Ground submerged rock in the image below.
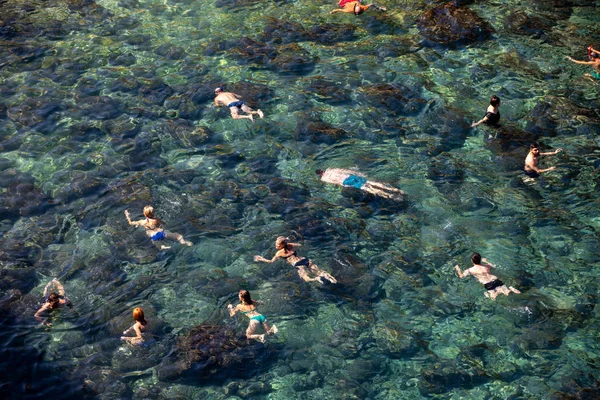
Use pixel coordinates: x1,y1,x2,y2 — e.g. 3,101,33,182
417,3,494,45
359,83,427,116
419,360,489,395
157,324,274,381
294,115,351,144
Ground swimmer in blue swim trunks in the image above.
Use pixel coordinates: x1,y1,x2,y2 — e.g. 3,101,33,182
214,86,264,122
228,290,278,343
316,168,405,200
524,144,562,178
566,47,600,81
125,205,192,250
455,252,521,300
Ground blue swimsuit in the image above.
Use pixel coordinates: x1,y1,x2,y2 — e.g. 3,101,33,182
343,175,367,189
151,231,166,241
228,100,244,108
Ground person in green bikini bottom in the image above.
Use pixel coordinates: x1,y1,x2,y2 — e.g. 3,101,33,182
228,290,278,343
566,45,600,80
316,168,405,200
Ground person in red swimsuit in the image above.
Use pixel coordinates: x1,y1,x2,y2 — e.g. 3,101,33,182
330,0,386,15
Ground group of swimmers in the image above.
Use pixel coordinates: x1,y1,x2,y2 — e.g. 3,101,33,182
37,4,597,343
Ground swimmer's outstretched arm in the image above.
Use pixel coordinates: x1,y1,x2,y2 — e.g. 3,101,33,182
454,265,471,279
471,116,488,127
34,304,51,325
254,252,282,263
124,210,143,227
566,56,595,65
591,47,600,56
227,304,242,317
481,258,496,268
540,148,562,156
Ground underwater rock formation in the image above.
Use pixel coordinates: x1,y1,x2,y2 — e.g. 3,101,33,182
417,2,494,45
157,324,275,381
359,83,427,116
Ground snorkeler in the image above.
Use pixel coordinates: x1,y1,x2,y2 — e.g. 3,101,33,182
34,278,73,327
455,253,521,301
124,206,192,250
121,307,149,345
228,290,278,343
316,168,405,200
330,0,386,15
566,45,600,80
254,236,337,284
524,144,562,177
471,95,501,127
214,85,264,122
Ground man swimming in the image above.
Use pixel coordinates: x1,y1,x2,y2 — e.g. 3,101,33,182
524,144,562,177
316,168,404,200
214,85,264,122
455,253,521,300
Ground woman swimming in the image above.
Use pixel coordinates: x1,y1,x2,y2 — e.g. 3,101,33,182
124,205,192,250
471,95,501,127
121,307,149,345
566,46,600,80
34,278,73,327
254,236,337,284
228,290,277,343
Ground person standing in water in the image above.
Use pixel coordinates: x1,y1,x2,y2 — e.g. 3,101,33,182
121,307,149,345
455,253,521,300
254,236,337,284
214,85,264,122
330,0,386,15
471,95,501,127
228,290,278,343
124,206,192,250
316,168,404,200
34,278,73,327
524,144,562,178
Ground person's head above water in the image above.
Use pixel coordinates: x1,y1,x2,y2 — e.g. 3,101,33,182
133,307,147,325
48,292,60,308
490,95,501,107
275,236,289,249
471,252,482,265
214,84,225,95
529,144,540,154
315,169,325,177
354,2,362,15
239,289,254,305
143,206,155,219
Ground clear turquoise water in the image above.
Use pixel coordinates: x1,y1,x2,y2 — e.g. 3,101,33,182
1,0,600,398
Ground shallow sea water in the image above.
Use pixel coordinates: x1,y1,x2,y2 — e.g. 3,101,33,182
1,0,600,398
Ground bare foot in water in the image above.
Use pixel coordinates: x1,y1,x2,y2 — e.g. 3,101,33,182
320,272,337,284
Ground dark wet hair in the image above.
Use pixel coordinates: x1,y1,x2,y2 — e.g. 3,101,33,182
490,95,500,107
239,290,255,306
530,144,539,151
315,169,325,177
471,252,482,265
48,293,60,308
